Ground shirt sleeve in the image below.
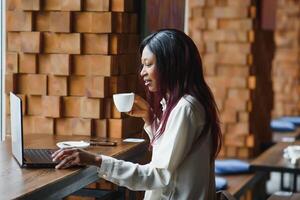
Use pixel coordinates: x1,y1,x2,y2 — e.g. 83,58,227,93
97,155,171,190
97,104,204,191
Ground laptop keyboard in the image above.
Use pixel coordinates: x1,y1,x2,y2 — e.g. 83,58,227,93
24,149,56,163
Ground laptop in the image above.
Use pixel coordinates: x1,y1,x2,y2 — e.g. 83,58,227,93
10,92,58,168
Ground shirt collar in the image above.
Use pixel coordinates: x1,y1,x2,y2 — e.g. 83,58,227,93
160,98,167,112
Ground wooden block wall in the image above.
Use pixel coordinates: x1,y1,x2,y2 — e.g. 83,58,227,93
5,0,144,138
189,0,256,159
272,0,300,117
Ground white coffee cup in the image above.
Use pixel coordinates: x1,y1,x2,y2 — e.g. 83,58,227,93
113,93,135,112
284,145,300,164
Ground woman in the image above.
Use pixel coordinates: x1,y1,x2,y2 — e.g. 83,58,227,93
52,29,222,200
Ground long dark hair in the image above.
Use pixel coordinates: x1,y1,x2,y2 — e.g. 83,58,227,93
139,29,222,160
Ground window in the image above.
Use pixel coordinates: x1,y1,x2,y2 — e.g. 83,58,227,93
1,1,4,141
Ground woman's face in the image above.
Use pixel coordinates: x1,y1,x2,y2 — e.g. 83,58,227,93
140,46,158,92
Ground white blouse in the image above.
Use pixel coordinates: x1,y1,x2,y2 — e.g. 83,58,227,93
97,95,216,200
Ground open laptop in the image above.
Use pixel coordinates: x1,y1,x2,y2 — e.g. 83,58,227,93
10,92,58,168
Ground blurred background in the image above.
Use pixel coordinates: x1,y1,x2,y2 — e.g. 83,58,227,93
2,0,300,199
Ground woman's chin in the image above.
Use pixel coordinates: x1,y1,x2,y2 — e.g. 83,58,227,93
147,87,157,93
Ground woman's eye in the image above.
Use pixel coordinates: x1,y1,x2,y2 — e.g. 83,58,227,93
140,63,153,68
141,64,152,68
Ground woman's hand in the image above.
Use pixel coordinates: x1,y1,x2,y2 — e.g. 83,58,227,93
51,148,102,169
126,95,151,125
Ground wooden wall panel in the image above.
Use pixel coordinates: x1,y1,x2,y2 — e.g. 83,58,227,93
188,0,300,158
5,0,142,139
272,0,300,117
189,0,256,158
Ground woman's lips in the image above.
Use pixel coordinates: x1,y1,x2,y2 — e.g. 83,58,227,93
144,80,151,86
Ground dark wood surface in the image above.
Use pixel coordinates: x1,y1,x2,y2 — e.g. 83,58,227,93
250,142,300,173
224,174,256,197
145,0,185,33
0,134,147,200
250,1,274,156
221,172,266,198
267,193,300,200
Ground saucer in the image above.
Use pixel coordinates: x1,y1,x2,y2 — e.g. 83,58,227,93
123,138,145,143
56,141,90,149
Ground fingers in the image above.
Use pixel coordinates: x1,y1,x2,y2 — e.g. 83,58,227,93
135,94,146,101
52,148,77,162
55,154,77,169
128,109,147,117
134,95,149,109
51,148,63,158
51,148,72,159
61,160,77,169
123,95,151,118
53,148,99,169
125,105,148,118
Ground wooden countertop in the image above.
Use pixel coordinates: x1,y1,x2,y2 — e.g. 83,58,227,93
0,134,147,200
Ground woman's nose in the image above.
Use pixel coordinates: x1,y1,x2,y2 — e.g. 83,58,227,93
140,66,146,77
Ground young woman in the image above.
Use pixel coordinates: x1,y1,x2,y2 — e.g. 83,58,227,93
52,29,222,200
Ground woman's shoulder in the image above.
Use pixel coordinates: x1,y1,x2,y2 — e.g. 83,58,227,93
174,95,205,118
177,94,203,108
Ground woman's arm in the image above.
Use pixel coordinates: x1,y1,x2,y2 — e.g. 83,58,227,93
98,156,172,190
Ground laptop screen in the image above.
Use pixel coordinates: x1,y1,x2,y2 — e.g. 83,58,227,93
10,92,24,166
